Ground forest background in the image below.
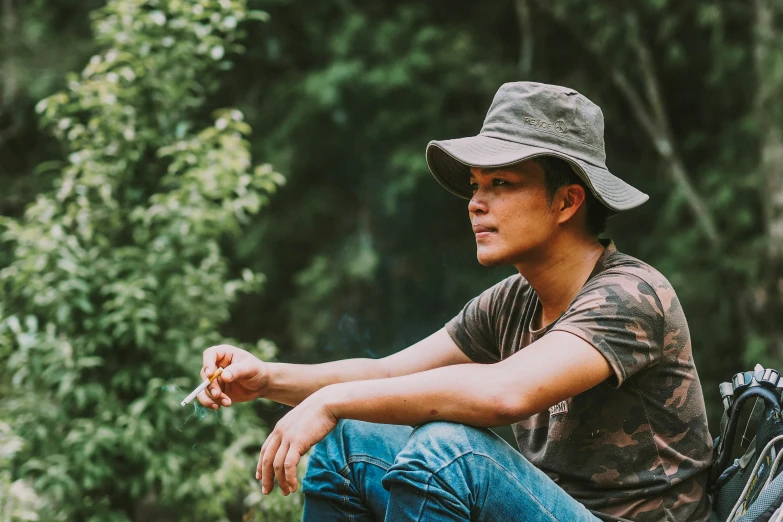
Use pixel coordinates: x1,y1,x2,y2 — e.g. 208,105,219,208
1,0,782,520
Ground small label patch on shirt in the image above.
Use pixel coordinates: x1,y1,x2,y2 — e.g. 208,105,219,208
549,400,569,417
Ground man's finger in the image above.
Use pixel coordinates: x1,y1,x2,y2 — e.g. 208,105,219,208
199,361,224,404
201,346,219,380
260,433,282,494
273,441,291,495
256,448,265,482
256,442,268,481
202,344,236,381
284,445,301,493
219,358,260,386
207,376,224,404
198,365,230,407
196,388,219,409
260,435,271,456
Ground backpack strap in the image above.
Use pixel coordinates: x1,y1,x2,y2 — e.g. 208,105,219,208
710,385,782,488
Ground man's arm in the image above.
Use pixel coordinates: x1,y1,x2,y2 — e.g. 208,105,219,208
264,328,472,406
322,331,612,427
201,328,472,408
255,330,612,495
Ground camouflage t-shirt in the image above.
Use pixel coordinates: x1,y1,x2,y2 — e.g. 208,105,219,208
445,240,713,522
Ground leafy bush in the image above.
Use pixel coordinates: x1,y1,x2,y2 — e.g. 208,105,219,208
0,0,300,520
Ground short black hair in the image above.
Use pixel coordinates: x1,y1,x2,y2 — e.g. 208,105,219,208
533,156,609,236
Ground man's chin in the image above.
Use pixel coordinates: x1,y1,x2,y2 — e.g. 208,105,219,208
476,252,507,267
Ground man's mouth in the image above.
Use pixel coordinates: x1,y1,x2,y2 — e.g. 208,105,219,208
472,224,496,239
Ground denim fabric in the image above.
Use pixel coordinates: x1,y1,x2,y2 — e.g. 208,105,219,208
302,420,601,522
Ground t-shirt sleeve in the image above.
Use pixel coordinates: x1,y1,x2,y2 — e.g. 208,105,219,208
445,281,507,364
550,272,665,387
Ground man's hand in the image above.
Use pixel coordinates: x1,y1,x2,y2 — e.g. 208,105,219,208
256,390,339,496
198,344,269,409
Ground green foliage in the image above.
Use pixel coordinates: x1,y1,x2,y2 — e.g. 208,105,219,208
0,0,298,520
2,0,783,515
0,421,51,521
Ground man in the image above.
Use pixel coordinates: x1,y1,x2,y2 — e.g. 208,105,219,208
197,82,713,521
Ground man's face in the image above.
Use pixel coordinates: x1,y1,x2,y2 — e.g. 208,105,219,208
468,161,558,266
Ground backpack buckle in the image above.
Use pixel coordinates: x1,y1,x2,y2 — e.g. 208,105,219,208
732,368,780,396
756,368,780,389
732,371,755,394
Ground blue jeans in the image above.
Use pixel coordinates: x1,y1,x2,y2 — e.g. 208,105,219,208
301,420,601,522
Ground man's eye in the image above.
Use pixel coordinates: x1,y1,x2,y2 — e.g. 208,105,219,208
493,179,508,186
470,183,479,191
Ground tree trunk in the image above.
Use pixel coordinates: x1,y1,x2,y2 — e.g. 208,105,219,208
1,0,18,108
753,0,783,360
515,0,533,75
0,0,20,149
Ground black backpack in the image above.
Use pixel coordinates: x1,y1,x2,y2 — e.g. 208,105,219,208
709,366,783,522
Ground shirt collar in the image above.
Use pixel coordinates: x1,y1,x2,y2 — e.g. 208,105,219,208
586,238,616,282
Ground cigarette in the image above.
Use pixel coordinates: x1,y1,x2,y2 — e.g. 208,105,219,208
181,368,224,407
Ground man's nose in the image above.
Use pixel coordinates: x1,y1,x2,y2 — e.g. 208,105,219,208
468,192,488,214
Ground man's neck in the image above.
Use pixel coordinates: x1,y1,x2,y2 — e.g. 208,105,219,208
515,237,606,330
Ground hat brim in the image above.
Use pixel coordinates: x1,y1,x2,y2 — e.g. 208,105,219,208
426,135,648,213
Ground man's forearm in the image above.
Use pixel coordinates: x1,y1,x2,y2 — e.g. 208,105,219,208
264,358,389,406
322,363,521,428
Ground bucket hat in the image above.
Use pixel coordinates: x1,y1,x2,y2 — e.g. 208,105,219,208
426,82,648,212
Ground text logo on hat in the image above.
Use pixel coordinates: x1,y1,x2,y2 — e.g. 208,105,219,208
522,116,567,133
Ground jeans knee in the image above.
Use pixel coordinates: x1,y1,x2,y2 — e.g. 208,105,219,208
411,421,468,441
407,421,491,454
388,422,476,475
382,422,478,502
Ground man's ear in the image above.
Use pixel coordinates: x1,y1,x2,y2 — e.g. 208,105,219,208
556,184,587,225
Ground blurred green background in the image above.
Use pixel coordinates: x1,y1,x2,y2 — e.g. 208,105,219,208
1,0,782,520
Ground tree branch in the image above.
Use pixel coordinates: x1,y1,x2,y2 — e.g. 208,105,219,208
607,68,660,142
531,0,721,249
626,14,670,136
753,0,783,261
1,0,19,107
515,0,534,75
753,0,774,113
625,12,721,247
